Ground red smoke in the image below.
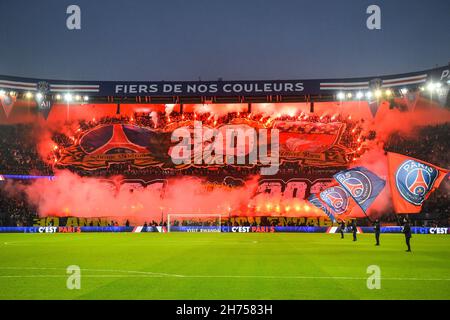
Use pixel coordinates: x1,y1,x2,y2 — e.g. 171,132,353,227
351,147,392,219
371,98,450,140
4,98,449,222
351,97,450,218
18,171,263,224
15,170,331,223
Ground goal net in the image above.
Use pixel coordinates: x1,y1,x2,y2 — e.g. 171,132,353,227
167,214,222,233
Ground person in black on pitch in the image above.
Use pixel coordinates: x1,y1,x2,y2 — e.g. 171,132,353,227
374,219,381,246
403,219,412,252
352,220,357,241
340,220,345,239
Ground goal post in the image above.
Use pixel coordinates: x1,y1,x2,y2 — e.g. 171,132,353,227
167,214,222,233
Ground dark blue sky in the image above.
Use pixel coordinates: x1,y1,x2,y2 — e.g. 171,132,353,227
0,0,449,81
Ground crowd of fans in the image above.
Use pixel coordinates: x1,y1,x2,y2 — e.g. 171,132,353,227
0,124,52,175
0,112,448,227
384,123,450,225
384,123,450,169
0,188,37,227
0,111,369,178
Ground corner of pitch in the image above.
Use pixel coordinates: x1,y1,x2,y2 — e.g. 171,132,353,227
169,121,279,175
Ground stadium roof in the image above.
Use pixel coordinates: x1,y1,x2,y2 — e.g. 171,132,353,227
0,65,448,104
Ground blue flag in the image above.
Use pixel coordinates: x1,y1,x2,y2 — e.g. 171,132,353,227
308,194,336,222
334,166,386,213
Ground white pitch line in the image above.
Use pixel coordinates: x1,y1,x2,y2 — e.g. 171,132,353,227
0,267,449,281
0,267,183,278
0,275,167,278
0,275,448,281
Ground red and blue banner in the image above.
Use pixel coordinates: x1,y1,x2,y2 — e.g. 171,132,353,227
387,152,449,213
1,226,449,234
334,166,386,213
317,182,356,218
58,120,349,170
308,194,336,222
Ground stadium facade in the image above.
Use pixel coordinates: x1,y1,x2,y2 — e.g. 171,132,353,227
0,65,448,102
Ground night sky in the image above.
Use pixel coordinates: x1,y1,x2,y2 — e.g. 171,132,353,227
0,0,449,81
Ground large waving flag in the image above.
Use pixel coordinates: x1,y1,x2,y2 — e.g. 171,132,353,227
308,193,336,222
317,182,357,218
334,166,386,213
387,152,449,213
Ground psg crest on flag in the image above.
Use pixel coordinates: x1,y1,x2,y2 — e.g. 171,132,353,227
335,170,372,204
308,194,336,222
334,167,386,213
395,160,439,205
319,186,349,215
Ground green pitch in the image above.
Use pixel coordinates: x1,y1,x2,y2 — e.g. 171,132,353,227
0,232,449,300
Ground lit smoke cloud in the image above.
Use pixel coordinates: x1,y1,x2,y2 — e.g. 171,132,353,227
5,97,449,221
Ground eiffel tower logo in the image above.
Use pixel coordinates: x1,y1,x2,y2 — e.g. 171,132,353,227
344,180,363,197
407,169,428,195
89,124,149,154
326,193,343,209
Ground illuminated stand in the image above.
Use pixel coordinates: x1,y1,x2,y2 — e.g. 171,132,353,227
167,214,222,233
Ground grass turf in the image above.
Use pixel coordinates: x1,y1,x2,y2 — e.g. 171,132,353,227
0,232,448,300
